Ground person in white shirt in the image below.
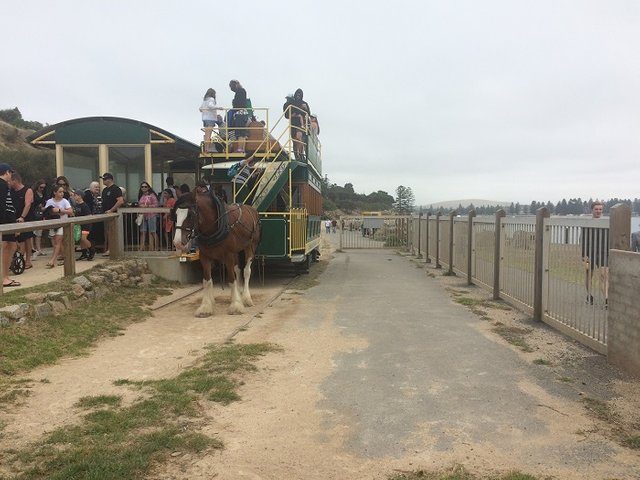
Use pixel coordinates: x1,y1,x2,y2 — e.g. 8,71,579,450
44,185,73,268
200,88,221,152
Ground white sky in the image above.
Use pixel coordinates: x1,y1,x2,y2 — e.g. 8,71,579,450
3,0,639,205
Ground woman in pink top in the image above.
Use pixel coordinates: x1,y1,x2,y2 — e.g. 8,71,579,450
137,182,159,251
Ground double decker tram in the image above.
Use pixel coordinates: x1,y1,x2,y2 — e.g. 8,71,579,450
200,104,322,271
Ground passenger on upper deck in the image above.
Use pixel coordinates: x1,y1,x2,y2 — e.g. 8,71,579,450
200,88,220,153
229,80,250,155
283,89,311,161
310,114,320,136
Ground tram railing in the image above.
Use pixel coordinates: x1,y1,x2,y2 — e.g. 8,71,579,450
407,205,632,354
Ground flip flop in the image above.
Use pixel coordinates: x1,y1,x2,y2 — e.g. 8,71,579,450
45,263,55,269
3,280,21,287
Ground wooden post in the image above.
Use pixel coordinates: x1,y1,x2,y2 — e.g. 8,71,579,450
467,209,476,285
62,225,76,277
106,214,124,260
425,212,431,263
448,211,456,275
435,211,442,269
533,207,550,321
609,203,631,251
493,209,506,300
0,235,4,295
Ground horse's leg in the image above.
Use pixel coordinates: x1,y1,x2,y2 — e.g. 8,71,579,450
226,254,244,315
240,248,254,307
196,258,215,317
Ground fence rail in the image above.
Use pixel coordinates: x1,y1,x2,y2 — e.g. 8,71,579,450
408,205,632,354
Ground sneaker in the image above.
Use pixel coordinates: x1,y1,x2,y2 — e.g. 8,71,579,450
102,251,110,257
87,247,96,261
76,250,88,261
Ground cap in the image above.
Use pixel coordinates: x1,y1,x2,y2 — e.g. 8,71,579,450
101,172,114,180
72,189,85,197
0,163,14,174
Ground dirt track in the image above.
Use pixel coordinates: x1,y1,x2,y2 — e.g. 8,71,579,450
1,233,639,479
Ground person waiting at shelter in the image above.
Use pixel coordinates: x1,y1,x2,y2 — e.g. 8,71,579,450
0,163,19,287
31,179,47,257
10,172,35,270
161,188,176,249
55,175,74,203
44,185,74,269
72,189,95,260
137,182,159,251
100,172,124,256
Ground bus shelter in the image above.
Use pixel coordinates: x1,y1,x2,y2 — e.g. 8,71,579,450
27,116,201,202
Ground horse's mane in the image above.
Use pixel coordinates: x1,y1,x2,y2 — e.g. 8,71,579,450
174,191,193,209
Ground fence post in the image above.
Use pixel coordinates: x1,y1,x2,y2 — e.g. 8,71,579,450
435,211,442,269
417,211,422,258
609,203,631,251
467,209,476,285
339,216,343,250
448,211,457,275
493,209,506,300
106,214,124,260
0,236,4,294
62,224,76,277
533,207,550,322
425,212,431,263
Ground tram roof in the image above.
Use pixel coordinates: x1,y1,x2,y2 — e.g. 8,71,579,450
26,116,200,155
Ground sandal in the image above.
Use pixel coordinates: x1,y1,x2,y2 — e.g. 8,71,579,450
3,280,21,287
45,263,55,269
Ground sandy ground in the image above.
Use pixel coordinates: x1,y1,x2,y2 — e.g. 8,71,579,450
1,233,639,479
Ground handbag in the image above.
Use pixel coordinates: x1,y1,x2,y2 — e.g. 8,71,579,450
136,213,144,226
73,224,82,243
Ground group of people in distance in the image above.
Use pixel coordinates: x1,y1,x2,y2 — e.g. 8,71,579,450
199,80,319,161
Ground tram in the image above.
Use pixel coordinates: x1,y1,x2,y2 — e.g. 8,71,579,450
199,104,323,271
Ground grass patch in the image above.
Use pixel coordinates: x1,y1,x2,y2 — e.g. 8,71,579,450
0,378,32,406
533,358,551,366
557,376,573,383
581,397,619,423
623,435,640,449
492,325,534,352
6,342,280,479
0,279,174,377
75,395,122,409
388,465,539,479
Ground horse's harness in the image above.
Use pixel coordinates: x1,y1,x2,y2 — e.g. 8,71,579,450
176,191,258,247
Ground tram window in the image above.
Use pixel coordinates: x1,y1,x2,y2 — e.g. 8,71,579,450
62,146,99,189
108,146,145,203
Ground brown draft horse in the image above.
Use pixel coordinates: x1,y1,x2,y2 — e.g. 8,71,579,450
172,190,261,317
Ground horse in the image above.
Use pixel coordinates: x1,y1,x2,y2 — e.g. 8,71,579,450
172,190,261,317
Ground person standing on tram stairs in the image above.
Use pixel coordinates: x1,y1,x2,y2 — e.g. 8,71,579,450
284,88,311,161
200,88,221,152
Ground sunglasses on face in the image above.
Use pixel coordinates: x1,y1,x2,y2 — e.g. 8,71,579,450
141,185,149,189
57,183,68,186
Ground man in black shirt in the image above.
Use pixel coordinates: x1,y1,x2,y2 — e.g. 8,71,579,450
229,79,249,154
100,172,124,256
0,163,19,287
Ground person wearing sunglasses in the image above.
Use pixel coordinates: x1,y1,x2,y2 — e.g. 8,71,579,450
137,182,159,251
54,175,73,202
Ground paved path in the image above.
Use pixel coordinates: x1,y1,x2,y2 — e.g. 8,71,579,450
273,234,638,478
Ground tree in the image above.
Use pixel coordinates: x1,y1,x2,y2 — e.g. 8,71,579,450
393,185,415,215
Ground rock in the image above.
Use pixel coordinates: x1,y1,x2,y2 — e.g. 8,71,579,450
87,275,105,285
73,275,93,290
46,291,65,301
34,303,53,320
48,301,66,315
95,286,110,299
72,284,86,297
0,315,11,326
24,292,46,302
61,296,72,309
85,290,96,300
0,304,30,320
118,273,128,281
140,273,156,286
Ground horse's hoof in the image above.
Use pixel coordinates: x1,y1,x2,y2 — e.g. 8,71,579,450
242,298,254,307
195,309,212,318
227,305,245,315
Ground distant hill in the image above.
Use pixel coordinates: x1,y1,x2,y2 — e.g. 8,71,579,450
425,199,511,209
0,120,39,152
0,120,55,183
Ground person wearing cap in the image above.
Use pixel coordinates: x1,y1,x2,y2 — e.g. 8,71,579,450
100,173,124,256
0,163,19,287
72,189,95,261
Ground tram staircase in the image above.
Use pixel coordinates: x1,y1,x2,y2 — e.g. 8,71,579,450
231,106,307,212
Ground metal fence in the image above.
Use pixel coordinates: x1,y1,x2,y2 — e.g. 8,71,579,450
339,216,411,249
119,207,174,255
408,206,631,354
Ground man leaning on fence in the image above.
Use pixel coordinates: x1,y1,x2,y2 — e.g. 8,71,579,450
0,163,19,287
